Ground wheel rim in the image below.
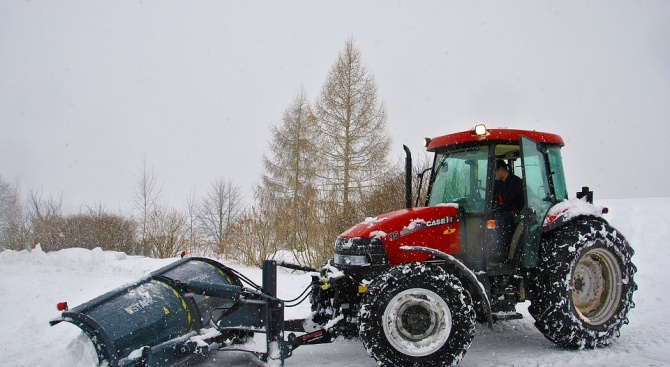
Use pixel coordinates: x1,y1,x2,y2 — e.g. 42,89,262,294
571,247,623,325
382,288,452,357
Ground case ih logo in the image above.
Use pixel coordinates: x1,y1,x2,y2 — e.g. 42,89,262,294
400,216,456,237
425,216,456,227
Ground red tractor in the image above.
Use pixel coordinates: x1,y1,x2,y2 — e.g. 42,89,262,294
51,125,637,367
308,124,637,366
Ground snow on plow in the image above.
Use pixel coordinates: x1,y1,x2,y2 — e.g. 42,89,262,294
49,257,300,367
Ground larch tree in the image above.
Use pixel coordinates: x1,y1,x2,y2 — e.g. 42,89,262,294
260,88,322,265
314,38,391,230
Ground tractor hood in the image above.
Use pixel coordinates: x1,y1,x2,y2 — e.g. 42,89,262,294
336,204,461,267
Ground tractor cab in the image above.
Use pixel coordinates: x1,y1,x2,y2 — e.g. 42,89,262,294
424,125,569,272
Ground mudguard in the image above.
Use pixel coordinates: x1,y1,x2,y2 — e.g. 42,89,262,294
543,198,607,232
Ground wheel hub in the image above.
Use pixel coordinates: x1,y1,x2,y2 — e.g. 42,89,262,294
571,247,623,325
398,304,434,340
383,288,452,357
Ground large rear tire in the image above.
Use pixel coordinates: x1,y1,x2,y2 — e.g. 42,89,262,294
528,218,637,349
359,263,476,367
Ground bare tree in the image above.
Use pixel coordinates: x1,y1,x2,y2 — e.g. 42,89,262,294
133,159,163,256
0,176,27,250
198,178,243,256
314,38,391,228
183,188,204,256
27,188,62,221
224,197,279,267
148,203,187,258
25,188,64,251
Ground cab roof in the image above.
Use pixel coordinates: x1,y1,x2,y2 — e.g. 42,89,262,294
426,126,565,152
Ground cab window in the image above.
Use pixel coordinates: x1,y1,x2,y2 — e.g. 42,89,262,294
547,146,568,201
427,146,488,213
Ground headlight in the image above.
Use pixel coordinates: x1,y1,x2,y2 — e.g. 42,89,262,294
334,254,370,266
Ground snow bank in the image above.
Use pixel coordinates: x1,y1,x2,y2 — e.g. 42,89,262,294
0,246,176,367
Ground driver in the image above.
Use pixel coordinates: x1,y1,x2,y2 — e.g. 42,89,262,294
492,160,524,262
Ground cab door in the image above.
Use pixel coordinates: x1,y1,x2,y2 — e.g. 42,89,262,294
519,136,554,267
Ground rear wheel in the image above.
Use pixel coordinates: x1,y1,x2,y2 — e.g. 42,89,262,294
528,218,637,349
359,263,476,367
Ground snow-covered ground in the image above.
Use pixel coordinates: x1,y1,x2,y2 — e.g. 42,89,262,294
1,197,668,367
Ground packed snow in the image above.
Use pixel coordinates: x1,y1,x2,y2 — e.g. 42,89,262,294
1,197,669,367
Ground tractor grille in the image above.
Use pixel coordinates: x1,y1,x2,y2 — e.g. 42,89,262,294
333,237,389,282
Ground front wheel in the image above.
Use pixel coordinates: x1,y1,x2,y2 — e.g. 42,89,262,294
529,218,637,349
359,263,476,367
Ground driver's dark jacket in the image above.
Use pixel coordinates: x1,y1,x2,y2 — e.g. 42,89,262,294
493,174,524,214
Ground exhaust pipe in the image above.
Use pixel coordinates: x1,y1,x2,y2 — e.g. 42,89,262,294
403,145,412,209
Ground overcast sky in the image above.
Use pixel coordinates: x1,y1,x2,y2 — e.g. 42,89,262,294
1,1,669,214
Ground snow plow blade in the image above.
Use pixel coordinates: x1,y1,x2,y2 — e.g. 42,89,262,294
49,257,251,367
